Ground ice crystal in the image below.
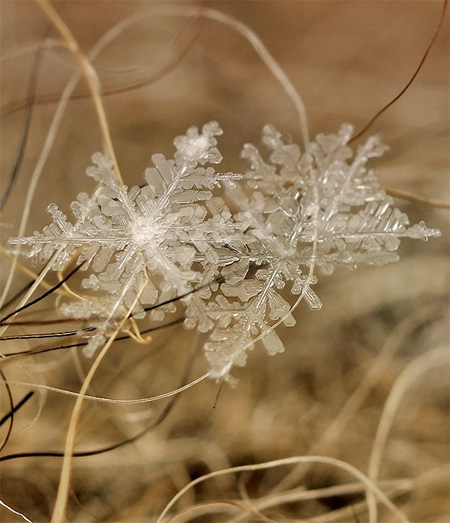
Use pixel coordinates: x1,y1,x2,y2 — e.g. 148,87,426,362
10,122,440,376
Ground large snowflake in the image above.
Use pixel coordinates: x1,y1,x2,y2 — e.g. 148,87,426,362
10,122,440,376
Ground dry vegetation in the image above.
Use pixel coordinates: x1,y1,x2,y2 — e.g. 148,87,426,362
0,1,448,522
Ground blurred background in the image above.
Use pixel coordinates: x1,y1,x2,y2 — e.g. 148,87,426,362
0,1,448,521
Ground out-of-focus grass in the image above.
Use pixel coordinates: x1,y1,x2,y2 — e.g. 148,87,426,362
0,2,448,522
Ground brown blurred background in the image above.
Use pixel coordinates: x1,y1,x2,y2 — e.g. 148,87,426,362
0,1,448,522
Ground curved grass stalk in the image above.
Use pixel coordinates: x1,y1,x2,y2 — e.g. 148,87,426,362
5,373,210,405
271,302,444,495
0,39,67,65
367,346,450,523
35,0,123,184
157,455,409,523
50,272,146,523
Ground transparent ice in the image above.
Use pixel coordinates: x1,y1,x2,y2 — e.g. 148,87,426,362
10,122,440,377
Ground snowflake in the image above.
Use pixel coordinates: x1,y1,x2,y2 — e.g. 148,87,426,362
10,122,440,376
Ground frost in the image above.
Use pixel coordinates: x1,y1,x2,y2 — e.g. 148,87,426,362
10,123,440,376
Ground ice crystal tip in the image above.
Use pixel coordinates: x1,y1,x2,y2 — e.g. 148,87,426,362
9,123,440,377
